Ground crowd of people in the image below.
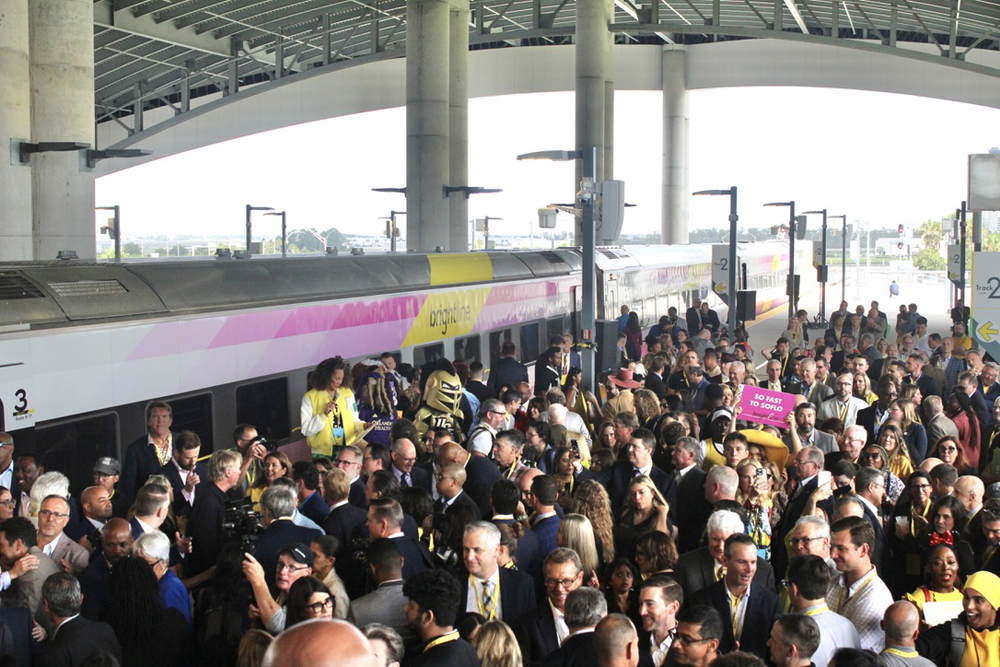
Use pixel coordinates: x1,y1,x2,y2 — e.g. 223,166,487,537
1,294,1000,667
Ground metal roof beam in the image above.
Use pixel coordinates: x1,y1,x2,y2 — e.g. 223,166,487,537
95,1,231,57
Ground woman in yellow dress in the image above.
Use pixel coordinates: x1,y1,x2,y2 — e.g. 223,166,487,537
301,356,360,457
904,543,964,628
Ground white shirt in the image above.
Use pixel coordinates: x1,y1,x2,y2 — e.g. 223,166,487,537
650,629,674,666
675,463,696,481
135,517,155,534
329,499,349,512
172,459,196,507
469,423,498,456
548,599,569,646
825,566,893,651
41,533,62,559
725,584,751,640
465,567,503,619
0,461,13,492
85,516,105,531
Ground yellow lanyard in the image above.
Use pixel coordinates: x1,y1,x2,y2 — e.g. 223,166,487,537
836,400,850,422
882,648,919,658
423,630,461,653
837,570,876,614
804,604,829,616
470,576,499,620
505,461,519,480
153,439,171,467
729,590,747,638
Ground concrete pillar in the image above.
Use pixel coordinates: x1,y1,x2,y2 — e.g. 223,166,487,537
0,0,33,260
448,0,470,252
575,0,608,244
406,0,451,252
603,1,614,182
661,46,689,245
29,0,96,260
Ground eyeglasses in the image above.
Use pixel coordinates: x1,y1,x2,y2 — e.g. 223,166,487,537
545,577,580,589
0,500,13,508
674,633,712,647
38,509,68,520
335,459,359,467
395,456,418,464
789,536,824,547
306,597,335,614
278,562,310,573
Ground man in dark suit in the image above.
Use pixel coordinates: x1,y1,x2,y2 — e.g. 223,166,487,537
771,447,834,580
608,429,677,523
534,347,562,399
434,462,482,530
903,353,941,400
529,475,562,559
80,518,132,621
390,438,432,493
253,484,323,588
488,341,529,398
333,446,367,508
466,362,493,404
438,442,500,512
120,400,177,505
367,498,433,582
856,376,900,444
291,461,330,526
490,480,541,587
830,334,857,375
853,466,887,568
40,571,122,665
675,509,776,602
513,548,585,664
321,468,368,562
644,357,668,400
187,449,242,577
542,587,608,667
459,522,535,622
685,297,704,334
159,430,208,518
673,437,711,555
635,575,682,666
690,534,780,658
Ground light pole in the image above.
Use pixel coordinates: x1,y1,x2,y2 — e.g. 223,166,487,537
264,211,287,258
804,209,828,324
378,211,405,252
245,205,274,255
96,205,120,261
694,187,738,337
518,148,597,392
828,214,847,305
764,201,797,321
475,216,502,250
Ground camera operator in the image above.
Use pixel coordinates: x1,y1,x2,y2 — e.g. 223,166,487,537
231,424,268,498
188,450,243,576
253,484,322,589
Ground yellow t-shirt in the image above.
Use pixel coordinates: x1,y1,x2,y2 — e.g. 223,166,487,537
903,586,963,617
304,387,360,457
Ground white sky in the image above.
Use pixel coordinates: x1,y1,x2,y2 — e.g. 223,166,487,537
95,86,1000,241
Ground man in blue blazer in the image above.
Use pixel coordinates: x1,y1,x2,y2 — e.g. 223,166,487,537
253,484,322,588
291,461,330,526
390,438,432,493
529,475,562,559
459,522,535,622
121,401,177,505
487,342,530,397
690,534,780,659
608,428,677,523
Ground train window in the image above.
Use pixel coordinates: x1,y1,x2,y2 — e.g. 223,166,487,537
547,318,564,344
237,377,290,444
455,335,481,363
414,343,445,368
520,322,541,362
17,412,119,498
167,393,215,453
489,329,513,361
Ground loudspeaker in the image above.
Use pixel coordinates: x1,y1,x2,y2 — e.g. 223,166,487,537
817,266,828,282
737,290,757,322
786,275,801,300
596,320,621,377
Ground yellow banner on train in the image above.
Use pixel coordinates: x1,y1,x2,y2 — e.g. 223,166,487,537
402,287,492,348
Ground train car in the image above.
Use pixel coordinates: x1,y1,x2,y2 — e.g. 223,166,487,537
0,240,811,491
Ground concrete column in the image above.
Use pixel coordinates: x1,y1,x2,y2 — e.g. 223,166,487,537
661,46,689,245
603,1,614,181
0,0,33,260
406,0,451,252
29,0,96,260
575,0,608,244
448,0,470,252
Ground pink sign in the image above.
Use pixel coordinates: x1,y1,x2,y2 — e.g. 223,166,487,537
737,385,796,428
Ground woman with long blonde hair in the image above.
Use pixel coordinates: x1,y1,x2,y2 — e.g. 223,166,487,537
888,398,928,461
573,481,616,563
557,514,602,583
735,458,773,559
854,372,877,405
877,422,915,480
472,620,522,667
614,475,669,561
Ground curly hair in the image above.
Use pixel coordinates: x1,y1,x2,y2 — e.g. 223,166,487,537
105,557,164,652
308,356,349,391
632,389,661,425
573,480,615,562
635,530,679,572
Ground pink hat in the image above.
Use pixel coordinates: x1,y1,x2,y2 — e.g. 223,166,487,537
609,369,642,389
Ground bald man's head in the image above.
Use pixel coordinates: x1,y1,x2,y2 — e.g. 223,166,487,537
594,614,640,667
919,457,944,474
883,601,920,645
263,619,375,667
435,442,466,468
955,476,986,512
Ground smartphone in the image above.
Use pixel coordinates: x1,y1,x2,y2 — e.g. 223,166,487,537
817,470,832,488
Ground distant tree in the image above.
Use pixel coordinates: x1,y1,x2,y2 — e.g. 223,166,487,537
322,228,347,249
122,242,142,257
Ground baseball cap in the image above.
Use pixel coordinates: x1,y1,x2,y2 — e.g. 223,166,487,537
280,543,315,568
93,457,121,476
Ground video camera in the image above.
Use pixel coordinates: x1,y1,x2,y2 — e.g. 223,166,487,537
223,497,264,549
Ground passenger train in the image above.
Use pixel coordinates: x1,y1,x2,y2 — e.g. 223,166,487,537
0,240,812,491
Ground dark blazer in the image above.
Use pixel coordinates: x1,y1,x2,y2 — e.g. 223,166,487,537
464,454,502,510
771,476,832,580
253,519,323,588
0,606,34,667
120,607,191,667
534,365,560,398
855,404,883,443
79,555,111,621
675,467,711,554
493,517,541,585
298,491,330,526
860,500,887,568
458,566,536,623
541,630,596,667
391,535,434,581
39,615,123,667
120,432,177,505
830,350,850,375
513,601,561,666
531,514,562,560
690,580,780,657
905,372,942,400
348,477,367,508
467,380,492,404
488,357,529,397
607,462,678,523
674,546,775,602
644,373,667,400
395,465,433,494
187,481,231,576
404,635,480,667
439,491,482,524
685,307,703,333
322,502,368,559
159,460,208,516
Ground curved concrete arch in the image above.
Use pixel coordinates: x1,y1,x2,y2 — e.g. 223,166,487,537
96,38,1000,177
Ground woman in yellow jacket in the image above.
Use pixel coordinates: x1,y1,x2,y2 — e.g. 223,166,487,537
301,356,360,457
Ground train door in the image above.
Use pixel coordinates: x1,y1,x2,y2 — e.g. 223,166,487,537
605,277,618,321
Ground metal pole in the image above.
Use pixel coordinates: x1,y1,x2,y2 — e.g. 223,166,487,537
581,147,597,393
961,201,968,325
484,218,490,250
820,209,827,324
281,212,287,258
788,202,796,321
842,217,846,304
245,204,252,253
728,187,738,338
113,206,121,262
